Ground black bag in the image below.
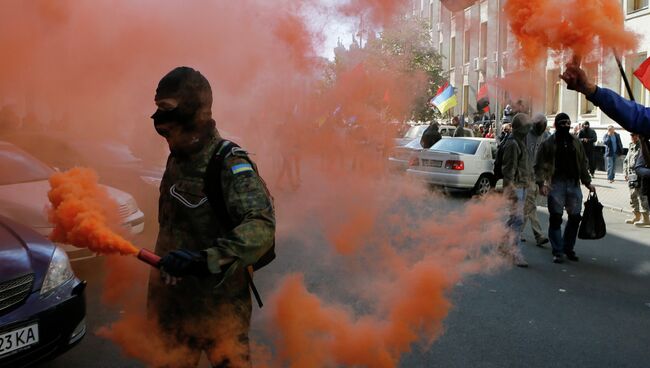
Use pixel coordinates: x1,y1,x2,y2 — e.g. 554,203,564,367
578,193,606,240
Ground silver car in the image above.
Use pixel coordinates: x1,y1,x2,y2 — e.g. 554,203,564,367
406,137,502,195
0,141,145,261
389,126,475,171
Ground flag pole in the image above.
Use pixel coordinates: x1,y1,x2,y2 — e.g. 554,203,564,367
613,49,635,102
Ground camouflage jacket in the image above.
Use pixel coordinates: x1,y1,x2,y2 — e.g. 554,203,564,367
152,134,275,303
624,141,641,177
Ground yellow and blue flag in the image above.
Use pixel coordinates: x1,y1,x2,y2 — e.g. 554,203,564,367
430,82,457,114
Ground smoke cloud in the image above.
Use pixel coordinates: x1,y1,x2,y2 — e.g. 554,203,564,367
3,0,519,367
48,168,138,255
504,0,639,67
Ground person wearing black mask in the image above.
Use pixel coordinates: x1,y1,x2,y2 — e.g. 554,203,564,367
535,113,596,264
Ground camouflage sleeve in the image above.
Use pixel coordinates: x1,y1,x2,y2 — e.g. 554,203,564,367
203,153,275,274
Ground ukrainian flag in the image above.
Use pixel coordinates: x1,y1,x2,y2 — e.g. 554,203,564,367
430,83,457,114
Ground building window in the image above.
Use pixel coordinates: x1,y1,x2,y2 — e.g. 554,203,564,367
463,85,470,114
450,36,456,68
430,3,435,25
628,0,649,13
626,53,648,102
463,30,471,64
480,22,488,59
580,63,598,115
545,69,561,115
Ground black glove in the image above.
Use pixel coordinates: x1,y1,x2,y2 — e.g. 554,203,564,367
159,249,210,278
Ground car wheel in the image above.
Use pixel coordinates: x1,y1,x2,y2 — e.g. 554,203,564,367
473,175,493,196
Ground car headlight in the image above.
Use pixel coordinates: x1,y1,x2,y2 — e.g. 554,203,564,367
41,247,74,296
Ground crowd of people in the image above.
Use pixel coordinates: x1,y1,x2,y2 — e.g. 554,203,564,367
497,61,650,267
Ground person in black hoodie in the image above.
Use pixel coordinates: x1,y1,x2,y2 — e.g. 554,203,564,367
420,122,442,149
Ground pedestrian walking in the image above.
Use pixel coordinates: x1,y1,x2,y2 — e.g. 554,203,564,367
624,133,650,227
501,113,532,267
535,113,596,264
522,113,550,247
578,121,598,175
148,67,276,368
603,125,624,182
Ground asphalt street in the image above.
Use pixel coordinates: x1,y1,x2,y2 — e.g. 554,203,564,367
46,199,650,368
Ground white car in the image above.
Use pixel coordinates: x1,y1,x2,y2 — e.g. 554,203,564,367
406,137,502,195
0,141,145,261
395,125,429,147
389,126,475,171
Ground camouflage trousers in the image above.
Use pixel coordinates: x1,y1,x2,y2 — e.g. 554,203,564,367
629,186,650,213
147,271,252,368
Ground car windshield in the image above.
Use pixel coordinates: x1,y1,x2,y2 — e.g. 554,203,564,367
403,125,428,139
404,139,423,149
0,143,54,185
430,139,481,155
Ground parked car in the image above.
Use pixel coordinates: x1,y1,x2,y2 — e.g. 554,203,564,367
394,125,429,147
439,125,474,137
389,126,476,171
389,138,423,172
394,124,474,148
0,141,145,261
406,137,502,195
0,215,86,367
1,132,165,191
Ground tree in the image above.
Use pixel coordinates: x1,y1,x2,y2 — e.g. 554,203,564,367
328,17,445,122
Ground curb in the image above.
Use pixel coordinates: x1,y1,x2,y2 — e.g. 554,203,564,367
602,203,632,214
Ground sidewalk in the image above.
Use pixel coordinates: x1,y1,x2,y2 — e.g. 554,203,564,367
581,171,633,214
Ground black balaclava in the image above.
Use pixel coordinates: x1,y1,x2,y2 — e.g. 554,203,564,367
554,112,571,138
511,113,531,140
151,66,213,129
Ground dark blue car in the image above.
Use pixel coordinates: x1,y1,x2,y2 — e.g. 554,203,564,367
0,215,86,367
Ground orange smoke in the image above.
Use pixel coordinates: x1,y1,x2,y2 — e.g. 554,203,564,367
504,0,639,66
2,1,515,367
270,268,450,368
48,167,138,255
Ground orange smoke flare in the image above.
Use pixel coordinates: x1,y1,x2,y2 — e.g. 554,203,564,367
47,167,139,256
504,0,639,67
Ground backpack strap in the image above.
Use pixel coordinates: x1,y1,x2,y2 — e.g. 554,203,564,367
204,139,267,308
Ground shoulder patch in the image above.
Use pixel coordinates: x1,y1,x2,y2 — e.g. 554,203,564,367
231,163,254,175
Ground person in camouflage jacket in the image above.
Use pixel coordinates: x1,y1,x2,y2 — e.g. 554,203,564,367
147,67,275,368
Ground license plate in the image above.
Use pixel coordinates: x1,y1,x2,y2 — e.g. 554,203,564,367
422,159,442,167
0,323,39,357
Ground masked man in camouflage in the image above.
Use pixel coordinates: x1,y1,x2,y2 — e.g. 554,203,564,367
147,66,275,368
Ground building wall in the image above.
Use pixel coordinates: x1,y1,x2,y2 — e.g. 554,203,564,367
411,0,650,145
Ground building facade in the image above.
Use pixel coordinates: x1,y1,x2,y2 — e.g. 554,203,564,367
411,0,650,143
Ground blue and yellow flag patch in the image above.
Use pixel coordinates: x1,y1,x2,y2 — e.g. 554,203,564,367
231,163,254,175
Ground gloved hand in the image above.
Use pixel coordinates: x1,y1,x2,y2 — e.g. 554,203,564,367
159,249,210,278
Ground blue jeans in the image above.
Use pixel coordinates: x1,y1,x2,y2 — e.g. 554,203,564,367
547,179,583,256
605,155,616,180
507,188,527,250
